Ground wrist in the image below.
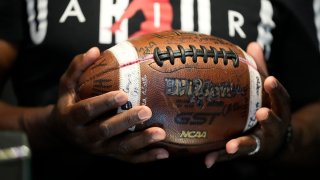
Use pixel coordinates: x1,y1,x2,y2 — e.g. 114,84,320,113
267,122,293,163
20,105,66,151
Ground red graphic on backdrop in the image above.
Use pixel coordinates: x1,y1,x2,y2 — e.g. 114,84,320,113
111,0,173,37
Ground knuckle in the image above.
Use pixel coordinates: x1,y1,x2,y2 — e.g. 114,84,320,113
125,106,147,126
100,122,113,139
59,74,70,88
73,60,83,72
125,115,139,128
141,129,155,144
101,96,116,110
82,103,93,118
70,55,82,70
72,103,92,121
59,74,74,90
118,141,131,154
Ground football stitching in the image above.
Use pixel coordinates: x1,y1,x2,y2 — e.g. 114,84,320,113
153,45,239,67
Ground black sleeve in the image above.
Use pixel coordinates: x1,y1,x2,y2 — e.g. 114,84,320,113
269,0,320,111
0,0,24,44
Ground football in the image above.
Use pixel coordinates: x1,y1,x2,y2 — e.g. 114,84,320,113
77,30,269,155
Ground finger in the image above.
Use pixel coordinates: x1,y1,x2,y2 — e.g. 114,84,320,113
127,148,169,163
60,47,100,94
86,106,152,140
263,76,291,122
246,42,268,76
91,127,168,163
71,90,128,125
227,135,263,156
108,127,166,155
204,151,219,168
255,107,289,158
256,107,282,131
205,149,234,166
205,135,259,168
204,142,238,168
118,127,166,154
221,136,257,159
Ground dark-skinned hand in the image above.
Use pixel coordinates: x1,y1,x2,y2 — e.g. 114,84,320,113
48,47,169,163
205,42,291,168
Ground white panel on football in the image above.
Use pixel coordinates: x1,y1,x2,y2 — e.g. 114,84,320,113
238,49,262,132
245,63,262,132
238,49,262,131
109,41,141,113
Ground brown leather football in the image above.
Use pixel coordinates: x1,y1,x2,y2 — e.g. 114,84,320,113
77,30,269,155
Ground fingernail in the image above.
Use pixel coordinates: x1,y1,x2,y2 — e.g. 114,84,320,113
227,140,239,154
83,48,91,57
205,152,218,168
114,92,127,104
229,145,239,154
271,79,278,89
156,152,169,159
261,109,269,120
84,47,97,57
206,158,216,168
138,108,152,120
151,131,166,142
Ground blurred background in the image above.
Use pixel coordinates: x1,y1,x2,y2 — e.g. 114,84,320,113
0,81,30,180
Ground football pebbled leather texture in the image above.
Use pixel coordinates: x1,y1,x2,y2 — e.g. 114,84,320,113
77,30,269,155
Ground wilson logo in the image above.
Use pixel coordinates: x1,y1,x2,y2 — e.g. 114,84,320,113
180,130,207,138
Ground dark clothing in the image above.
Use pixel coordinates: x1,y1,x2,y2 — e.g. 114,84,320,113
269,0,320,111
1,0,275,106
0,0,319,179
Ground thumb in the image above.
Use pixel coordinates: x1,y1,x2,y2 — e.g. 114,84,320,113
246,42,268,76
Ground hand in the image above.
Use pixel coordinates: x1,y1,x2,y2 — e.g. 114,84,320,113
48,47,169,163
204,42,291,168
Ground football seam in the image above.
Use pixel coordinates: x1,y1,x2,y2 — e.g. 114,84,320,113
154,45,239,67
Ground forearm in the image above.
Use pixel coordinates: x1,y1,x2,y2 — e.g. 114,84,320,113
0,101,63,151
